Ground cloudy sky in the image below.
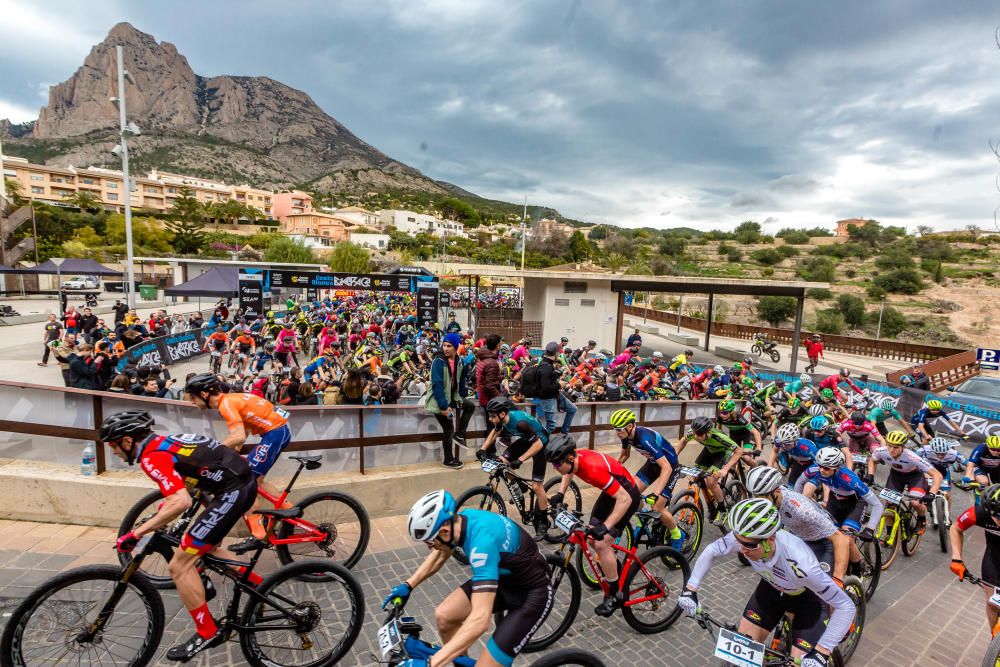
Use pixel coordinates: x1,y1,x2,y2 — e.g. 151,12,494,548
2,0,998,232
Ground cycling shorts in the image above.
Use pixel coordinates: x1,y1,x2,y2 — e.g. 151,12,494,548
695,448,727,472
590,483,640,539
805,539,834,574
974,468,1000,484
180,477,257,556
460,578,553,667
726,428,752,447
844,433,877,454
874,422,889,438
247,424,292,477
504,437,546,483
885,469,927,496
635,460,679,502
982,550,1000,589
826,494,865,532
744,580,828,654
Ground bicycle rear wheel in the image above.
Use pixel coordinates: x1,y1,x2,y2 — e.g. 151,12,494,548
620,546,689,634
856,537,882,601
838,576,866,663
454,486,507,565
276,491,370,571
498,553,580,653
530,649,607,667
240,560,364,667
0,565,164,667
670,501,703,559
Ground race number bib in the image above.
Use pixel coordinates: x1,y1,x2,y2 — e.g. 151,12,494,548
481,458,503,473
879,488,903,505
377,620,402,659
715,628,764,667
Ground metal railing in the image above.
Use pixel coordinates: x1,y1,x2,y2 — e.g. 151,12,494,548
0,379,718,476
886,351,981,392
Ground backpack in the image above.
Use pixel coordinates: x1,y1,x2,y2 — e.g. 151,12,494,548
520,362,541,398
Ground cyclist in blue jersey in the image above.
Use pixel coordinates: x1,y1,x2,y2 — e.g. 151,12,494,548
965,435,1000,488
802,415,850,465
911,398,969,444
476,396,551,538
785,373,812,398
610,409,685,550
385,490,552,667
302,347,336,382
706,367,732,398
795,448,883,538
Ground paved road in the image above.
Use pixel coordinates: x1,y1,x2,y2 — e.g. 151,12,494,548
0,482,992,667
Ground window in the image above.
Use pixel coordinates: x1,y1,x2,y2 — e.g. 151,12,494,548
107,193,119,201
554,298,570,306
564,281,588,293
167,187,177,194
106,182,118,189
581,299,596,307
81,178,96,185
30,175,43,181
31,186,44,194
51,177,66,184
407,216,416,222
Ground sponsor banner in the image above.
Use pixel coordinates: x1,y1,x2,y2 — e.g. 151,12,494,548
416,286,439,326
269,270,411,292
238,269,265,319
117,324,220,371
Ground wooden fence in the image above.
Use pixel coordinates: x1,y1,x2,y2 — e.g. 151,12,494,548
477,319,543,343
624,306,965,363
886,351,982,392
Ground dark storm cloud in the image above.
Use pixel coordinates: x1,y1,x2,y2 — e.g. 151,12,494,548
1,0,998,229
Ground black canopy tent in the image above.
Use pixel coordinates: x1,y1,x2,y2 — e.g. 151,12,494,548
164,267,238,298
2,258,123,276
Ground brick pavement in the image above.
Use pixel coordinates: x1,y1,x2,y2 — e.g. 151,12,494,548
0,495,993,666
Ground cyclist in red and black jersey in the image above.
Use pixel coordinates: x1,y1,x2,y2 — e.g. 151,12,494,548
545,433,640,617
950,483,1000,635
99,411,259,662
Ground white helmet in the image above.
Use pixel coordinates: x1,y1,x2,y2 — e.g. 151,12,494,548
880,398,895,410
407,490,456,542
815,447,845,469
746,466,784,496
808,404,826,416
799,373,812,384
652,351,664,360
929,437,952,455
727,498,781,540
713,365,725,375
774,423,800,445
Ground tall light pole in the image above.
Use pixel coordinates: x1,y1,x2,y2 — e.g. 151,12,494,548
875,295,886,341
520,195,527,271
114,46,139,308
0,133,6,200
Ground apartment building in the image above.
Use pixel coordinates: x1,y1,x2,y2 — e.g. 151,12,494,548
282,211,360,242
378,209,466,238
272,191,314,221
332,205,379,227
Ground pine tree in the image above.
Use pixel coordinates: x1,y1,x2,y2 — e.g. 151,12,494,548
164,186,206,254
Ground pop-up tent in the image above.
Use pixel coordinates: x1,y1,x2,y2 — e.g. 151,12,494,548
1,258,123,275
164,267,238,298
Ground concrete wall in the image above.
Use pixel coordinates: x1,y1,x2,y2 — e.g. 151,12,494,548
537,277,618,350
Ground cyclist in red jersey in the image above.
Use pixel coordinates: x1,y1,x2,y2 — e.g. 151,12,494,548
99,411,261,662
950,483,1000,636
544,434,640,617
818,368,863,402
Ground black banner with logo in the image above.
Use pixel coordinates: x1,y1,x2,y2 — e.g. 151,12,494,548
417,285,439,327
269,270,411,292
238,269,265,318
116,325,219,371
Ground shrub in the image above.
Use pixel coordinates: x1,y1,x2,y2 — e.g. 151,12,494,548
761,267,775,277
751,248,783,266
727,248,743,262
874,268,924,294
757,296,798,326
836,294,867,328
718,242,733,256
777,245,798,258
865,284,887,300
735,221,762,244
777,229,810,244
875,248,915,271
814,309,846,334
845,268,857,278
796,256,836,282
806,288,833,300
867,305,908,338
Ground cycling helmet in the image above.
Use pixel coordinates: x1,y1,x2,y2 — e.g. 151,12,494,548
609,409,637,429
99,410,154,443
774,423,800,444
885,430,909,446
809,415,828,430
543,433,577,463
820,388,835,399
719,400,736,413
839,368,850,377
731,362,743,372
185,373,222,396
900,375,913,385
850,410,866,425
404,345,415,353
929,437,952,454
988,435,1000,450
774,378,785,387
652,351,664,360
485,396,515,415
787,397,801,409
926,399,943,411
264,342,276,353
808,404,825,417
686,349,694,356
407,490,456,542
799,373,812,384
742,377,755,388
727,498,781,540
815,447,845,469
691,416,715,435
746,466,784,496
560,337,569,344
879,398,895,410
743,356,754,365
499,344,511,355
981,484,1000,518
713,365,725,375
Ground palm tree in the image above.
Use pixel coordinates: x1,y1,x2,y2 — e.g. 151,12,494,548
603,252,628,272
64,190,103,212
3,178,24,206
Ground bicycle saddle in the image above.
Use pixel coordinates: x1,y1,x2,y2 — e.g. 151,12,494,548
255,507,304,520
290,454,323,470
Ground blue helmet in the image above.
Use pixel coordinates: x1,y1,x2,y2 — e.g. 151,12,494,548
407,490,456,542
809,415,829,431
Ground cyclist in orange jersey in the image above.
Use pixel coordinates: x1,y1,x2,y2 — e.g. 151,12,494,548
184,373,292,551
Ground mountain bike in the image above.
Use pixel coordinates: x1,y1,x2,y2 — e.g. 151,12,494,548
117,454,370,587
208,348,223,374
456,457,582,545
848,527,882,602
671,465,747,534
929,475,953,553
376,603,605,667
873,484,927,570
960,572,1000,667
0,509,364,667
550,507,689,633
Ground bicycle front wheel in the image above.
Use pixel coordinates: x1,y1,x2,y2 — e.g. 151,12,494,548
530,649,608,667
936,498,949,553
878,512,901,571
276,491,370,571
454,486,507,566
577,529,632,590
838,576,866,663
240,560,364,667
117,489,190,589
901,510,922,557
0,565,164,667
670,501,703,559
498,553,581,653
856,537,881,601
620,546,690,634
980,626,1000,667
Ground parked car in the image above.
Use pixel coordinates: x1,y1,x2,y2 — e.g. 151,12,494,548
945,376,1000,411
61,275,100,290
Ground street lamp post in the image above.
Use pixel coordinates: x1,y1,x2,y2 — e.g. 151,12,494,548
520,196,527,271
875,296,886,341
114,46,138,309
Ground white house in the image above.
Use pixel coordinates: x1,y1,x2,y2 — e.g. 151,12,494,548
334,206,380,228
378,209,466,238
349,232,391,251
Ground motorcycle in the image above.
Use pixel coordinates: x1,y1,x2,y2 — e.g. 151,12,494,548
750,336,781,363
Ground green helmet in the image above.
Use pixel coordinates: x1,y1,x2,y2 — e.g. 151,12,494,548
731,362,743,372
741,377,755,388
719,400,736,413
787,397,801,409
820,388,835,399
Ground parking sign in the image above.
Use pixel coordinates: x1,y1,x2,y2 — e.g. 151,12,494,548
978,348,1000,370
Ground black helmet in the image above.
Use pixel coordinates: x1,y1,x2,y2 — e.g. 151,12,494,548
691,416,714,435
588,339,597,347
98,411,154,464
184,372,222,396
543,433,577,463
983,483,1000,518
850,410,866,425
486,396,515,415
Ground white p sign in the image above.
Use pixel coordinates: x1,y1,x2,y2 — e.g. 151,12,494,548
978,348,1000,370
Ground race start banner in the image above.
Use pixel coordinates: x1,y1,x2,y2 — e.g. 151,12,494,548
116,325,220,371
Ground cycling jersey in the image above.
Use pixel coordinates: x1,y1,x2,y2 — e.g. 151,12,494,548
955,505,1000,587
621,426,679,468
837,419,878,439
795,465,870,499
802,428,843,450
217,393,288,436
387,350,410,368
718,409,756,432
785,379,807,395
206,332,229,349
689,530,855,652
668,354,688,371
785,437,818,464
777,488,837,542
232,335,255,352
303,355,333,380
818,374,861,397
867,406,902,425
275,329,297,352
496,410,549,445
914,445,966,479
969,445,1000,471
137,433,252,495
689,428,742,456
773,407,806,426
869,446,931,475
910,407,946,428
575,449,635,496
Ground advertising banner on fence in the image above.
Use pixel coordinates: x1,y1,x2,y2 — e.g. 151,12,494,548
116,324,219,371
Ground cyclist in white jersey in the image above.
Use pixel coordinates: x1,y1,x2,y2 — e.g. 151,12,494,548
679,498,855,667
745,466,853,584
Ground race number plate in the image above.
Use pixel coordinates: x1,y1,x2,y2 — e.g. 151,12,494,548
679,466,703,478
990,588,1000,609
714,628,765,667
481,458,503,473
879,488,903,505
274,407,289,419
554,510,580,535
852,454,869,465
377,620,402,659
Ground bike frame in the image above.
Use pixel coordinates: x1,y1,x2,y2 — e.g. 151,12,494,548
483,467,537,523
249,460,329,548
561,526,667,606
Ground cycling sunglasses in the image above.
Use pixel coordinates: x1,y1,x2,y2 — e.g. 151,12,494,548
735,537,763,550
